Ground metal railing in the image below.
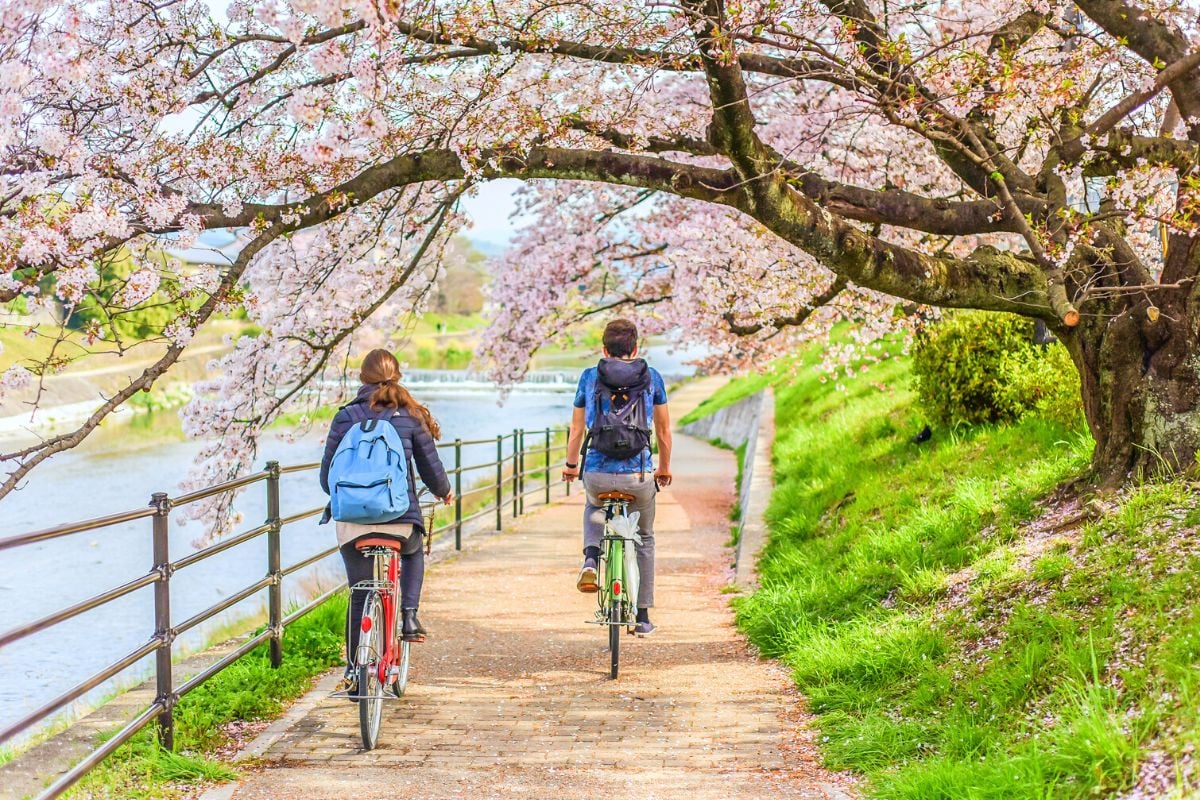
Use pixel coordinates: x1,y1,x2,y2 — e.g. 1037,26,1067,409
0,426,570,800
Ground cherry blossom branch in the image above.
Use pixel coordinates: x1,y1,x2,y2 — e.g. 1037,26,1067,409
1074,0,1200,125
687,0,777,190
1079,130,1199,174
575,118,1032,235
723,275,848,335
1088,48,1200,140
180,142,1065,326
0,226,283,497
257,187,465,423
386,17,854,88
572,294,674,320
988,10,1050,54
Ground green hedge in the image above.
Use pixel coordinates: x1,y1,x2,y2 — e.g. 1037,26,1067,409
911,312,1083,428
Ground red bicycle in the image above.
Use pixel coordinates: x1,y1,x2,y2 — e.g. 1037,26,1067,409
336,535,415,750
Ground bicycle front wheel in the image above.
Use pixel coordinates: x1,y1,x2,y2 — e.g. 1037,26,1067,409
392,640,411,697
357,593,385,750
609,599,620,679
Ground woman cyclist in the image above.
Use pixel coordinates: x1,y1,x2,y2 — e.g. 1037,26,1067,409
319,349,453,691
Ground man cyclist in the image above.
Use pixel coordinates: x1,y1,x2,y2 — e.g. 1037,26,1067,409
562,319,672,637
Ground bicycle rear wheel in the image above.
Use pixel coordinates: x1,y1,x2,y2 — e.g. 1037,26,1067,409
357,592,384,750
609,599,620,679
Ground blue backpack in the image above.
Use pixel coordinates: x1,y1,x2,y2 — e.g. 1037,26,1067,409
327,412,410,524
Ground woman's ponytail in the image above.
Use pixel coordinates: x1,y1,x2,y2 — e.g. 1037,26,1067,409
396,384,441,440
359,348,441,440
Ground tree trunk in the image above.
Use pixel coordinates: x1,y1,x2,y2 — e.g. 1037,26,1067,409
1066,304,1200,485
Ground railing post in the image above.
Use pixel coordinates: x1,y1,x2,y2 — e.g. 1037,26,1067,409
518,429,526,515
266,461,283,668
512,429,519,518
150,492,175,751
495,434,504,531
454,439,463,550
565,433,572,497
545,427,551,505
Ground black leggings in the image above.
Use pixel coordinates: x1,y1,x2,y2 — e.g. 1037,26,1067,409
340,535,424,659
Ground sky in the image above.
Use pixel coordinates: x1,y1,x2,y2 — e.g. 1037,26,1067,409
458,179,525,254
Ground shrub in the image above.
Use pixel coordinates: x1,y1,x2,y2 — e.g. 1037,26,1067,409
912,311,1083,428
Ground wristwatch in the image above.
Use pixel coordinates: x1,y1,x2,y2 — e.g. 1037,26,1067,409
565,462,579,469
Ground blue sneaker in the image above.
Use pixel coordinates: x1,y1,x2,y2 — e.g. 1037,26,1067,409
576,558,599,593
634,621,657,637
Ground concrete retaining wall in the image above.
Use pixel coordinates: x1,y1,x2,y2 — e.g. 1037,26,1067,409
680,390,774,587
680,391,764,450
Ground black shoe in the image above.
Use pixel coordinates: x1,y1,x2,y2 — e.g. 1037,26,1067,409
402,608,427,642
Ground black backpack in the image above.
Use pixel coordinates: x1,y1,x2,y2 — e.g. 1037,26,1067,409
581,358,653,472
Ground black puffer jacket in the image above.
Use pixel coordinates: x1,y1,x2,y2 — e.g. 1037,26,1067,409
319,384,451,530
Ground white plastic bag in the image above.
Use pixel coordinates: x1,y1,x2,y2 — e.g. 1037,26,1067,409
609,511,641,611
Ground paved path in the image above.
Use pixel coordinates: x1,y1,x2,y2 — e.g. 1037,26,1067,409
217,381,850,800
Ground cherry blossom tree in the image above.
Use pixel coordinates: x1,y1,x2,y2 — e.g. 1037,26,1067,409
3,0,1200,496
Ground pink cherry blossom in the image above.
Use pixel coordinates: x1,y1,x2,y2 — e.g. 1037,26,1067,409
2,0,1199,498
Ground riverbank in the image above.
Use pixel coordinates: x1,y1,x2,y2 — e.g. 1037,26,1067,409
0,313,488,442
0,340,706,781
722,343,1200,798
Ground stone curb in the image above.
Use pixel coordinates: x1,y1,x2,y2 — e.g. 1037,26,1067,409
735,389,774,589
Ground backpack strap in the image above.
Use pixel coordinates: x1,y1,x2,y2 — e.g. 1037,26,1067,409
579,430,591,477
578,377,609,477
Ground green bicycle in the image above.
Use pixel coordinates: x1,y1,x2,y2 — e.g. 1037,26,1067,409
589,490,642,679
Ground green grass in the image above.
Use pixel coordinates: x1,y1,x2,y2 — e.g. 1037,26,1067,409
66,595,347,799
731,342,1200,798
409,312,486,336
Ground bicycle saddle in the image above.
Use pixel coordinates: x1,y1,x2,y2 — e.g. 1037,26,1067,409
354,535,406,551
597,491,636,503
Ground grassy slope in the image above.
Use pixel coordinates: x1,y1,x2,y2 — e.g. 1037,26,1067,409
723,346,1200,798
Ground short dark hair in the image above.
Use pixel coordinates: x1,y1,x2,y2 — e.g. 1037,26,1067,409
603,319,639,358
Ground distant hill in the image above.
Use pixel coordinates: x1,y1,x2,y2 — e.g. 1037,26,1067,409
465,236,508,258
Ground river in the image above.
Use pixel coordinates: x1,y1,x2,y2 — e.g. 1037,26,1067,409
0,345,701,743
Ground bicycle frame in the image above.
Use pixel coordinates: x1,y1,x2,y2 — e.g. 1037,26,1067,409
599,534,625,616
334,546,405,702
371,550,400,684
596,499,636,626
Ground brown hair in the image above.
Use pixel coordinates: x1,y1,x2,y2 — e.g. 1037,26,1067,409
360,349,442,439
602,319,639,358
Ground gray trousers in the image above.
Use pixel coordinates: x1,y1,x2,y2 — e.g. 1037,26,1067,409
582,472,657,608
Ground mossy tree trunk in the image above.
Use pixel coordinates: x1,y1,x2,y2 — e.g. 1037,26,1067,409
1065,296,1200,485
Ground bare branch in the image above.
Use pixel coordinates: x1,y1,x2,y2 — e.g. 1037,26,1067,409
723,275,848,335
